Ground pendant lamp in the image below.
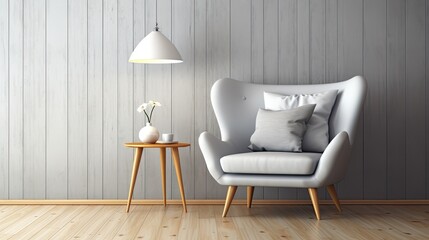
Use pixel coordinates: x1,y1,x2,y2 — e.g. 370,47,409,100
129,0,182,64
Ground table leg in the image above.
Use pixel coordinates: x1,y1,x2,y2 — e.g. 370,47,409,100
160,147,167,206
172,147,187,212
126,147,143,213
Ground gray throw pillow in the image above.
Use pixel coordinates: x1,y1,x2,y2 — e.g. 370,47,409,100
264,90,338,152
249,104,316,152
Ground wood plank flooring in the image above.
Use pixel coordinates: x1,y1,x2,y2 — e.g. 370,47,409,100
0,204,428,239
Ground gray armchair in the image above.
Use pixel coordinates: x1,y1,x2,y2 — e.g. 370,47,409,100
199,76,367,219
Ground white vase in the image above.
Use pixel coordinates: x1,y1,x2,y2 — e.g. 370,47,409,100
139,123,159,143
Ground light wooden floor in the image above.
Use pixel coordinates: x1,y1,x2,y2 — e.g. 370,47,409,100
0,204,428,239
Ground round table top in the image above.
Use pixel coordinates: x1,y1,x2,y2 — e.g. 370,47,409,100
124,142,190,148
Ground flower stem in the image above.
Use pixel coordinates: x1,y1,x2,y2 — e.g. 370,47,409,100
143,110,151,123
149,106,156,123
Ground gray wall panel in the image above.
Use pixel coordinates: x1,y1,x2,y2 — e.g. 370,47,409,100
23,0,46,199
132,0,146,200
68,0,88,199
9,0,24,199
117,0,134,199
279,0,297,86
363,0,387,199
172,0,195,200
0,0,9,199
427,0,429,200
46,0,68,199
325,0,338,84
102,0,118,199
405,0,426,199
310,0,325,85
194,0,208,199
251,0,264,85
88,0,104,200
387,0,406,200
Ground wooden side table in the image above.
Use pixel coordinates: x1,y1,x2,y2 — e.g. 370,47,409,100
124,142,191,213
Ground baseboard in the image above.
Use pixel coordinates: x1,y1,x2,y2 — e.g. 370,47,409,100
0,199,428,205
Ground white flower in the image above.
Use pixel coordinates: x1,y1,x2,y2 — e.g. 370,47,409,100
148,100,162,107
137,103,148,112
137,100,162,124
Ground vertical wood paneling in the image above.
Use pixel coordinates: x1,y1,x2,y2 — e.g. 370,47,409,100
194,0,208,199
387,0,406,199
427,0,429,200
103,0,118,199
263,0,278,85
145,0,173,199
337,0,364,80
231,0,251,82
279,0,297,85
406,0,426,199
172,0,195,199
117,0,134,199
363,0,387,200
310,0,325,84
88,0,103,199
251,0,263,85
23,0,46,199
133,0,146,199
2,0,429,201
325,0,338,83
297,0,310,84
278,0,298,200
9,0,24,199
206,0,230,199
46,0,68,199
337,0,364,200
68,0,88,199
0,0,9,199
231,0,251,199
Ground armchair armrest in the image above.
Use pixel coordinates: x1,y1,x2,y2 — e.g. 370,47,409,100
198,131,241,181
314,131,352,186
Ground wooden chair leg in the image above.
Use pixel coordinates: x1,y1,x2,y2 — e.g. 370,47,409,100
247,186,254,208
222,186,237,217
327,184,342,212
308,188,321,220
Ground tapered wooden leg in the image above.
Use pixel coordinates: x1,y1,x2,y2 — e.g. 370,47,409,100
160,148,167,207
172,147,187,212
126,147,143,213
327,184,342,212
247,186,254,208
308,188,321,220
222,186,238,217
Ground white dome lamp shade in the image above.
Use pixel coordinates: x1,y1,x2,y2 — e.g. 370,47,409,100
129,28,183,64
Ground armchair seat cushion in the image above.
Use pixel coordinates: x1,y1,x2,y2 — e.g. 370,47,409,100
220,152,321,175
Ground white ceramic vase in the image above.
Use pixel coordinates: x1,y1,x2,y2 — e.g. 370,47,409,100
139,123,159,143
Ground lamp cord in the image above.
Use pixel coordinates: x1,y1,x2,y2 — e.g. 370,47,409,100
155,0,159,31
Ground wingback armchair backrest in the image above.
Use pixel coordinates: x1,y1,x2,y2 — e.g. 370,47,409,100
211,76,367,153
